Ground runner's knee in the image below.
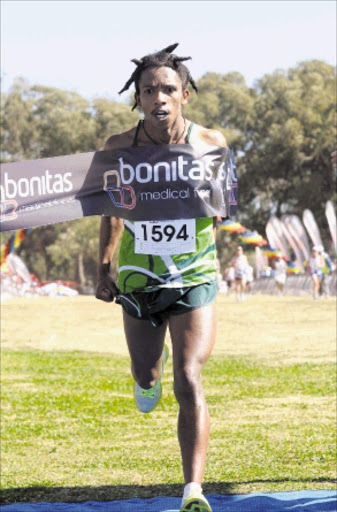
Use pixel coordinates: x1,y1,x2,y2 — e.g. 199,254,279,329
173,364,203,405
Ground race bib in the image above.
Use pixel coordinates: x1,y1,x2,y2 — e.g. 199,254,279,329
134,219,196,255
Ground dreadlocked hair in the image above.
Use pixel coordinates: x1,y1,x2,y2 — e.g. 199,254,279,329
119,43,198,110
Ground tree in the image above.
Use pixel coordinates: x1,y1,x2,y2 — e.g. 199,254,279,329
44,218,100,289
18,224,65,281
92,97,139,150
239,60,336,247
184,71,254,150
0,78,39,161
28,85,97,157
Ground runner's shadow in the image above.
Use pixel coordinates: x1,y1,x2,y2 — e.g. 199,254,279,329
0,483,231,505
1,478,336,505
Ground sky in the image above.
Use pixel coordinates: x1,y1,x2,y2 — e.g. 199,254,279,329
1,0,336,102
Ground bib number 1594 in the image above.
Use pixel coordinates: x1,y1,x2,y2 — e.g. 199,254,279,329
134,219,196,255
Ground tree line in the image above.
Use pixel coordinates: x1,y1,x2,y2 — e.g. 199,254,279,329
1,60,335,289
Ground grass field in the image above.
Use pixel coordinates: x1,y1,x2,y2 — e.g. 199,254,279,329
1,294,336,504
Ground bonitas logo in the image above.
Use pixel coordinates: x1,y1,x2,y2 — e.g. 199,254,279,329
0,170,73,201
117,156,224,184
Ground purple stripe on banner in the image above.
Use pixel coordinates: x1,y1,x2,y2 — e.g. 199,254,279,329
0,145,238,232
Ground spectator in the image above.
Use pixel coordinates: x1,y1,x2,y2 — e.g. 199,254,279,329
307,247,325,300
315,245,333,298
273,254,287,297
224,265,235,295
230,246,249,302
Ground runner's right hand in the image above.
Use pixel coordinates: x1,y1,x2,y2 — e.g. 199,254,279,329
95,274,119,303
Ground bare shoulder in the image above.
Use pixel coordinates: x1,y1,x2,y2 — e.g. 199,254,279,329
190,122,227,148
103,126,138,150
201,127,227,148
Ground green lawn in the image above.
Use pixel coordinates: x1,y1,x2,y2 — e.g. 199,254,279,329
1,347,336,504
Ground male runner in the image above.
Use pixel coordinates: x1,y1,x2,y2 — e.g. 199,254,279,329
96,44,226,512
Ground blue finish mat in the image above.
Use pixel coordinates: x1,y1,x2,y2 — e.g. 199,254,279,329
1,491,336,512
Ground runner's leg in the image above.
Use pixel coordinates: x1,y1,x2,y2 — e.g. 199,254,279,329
169,302,216,483
235,278,240,301
241,278,247,300
311,274,320,299
122,310,168,389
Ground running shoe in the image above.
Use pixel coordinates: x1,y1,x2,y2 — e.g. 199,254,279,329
180,493,212,512
134,344,168,413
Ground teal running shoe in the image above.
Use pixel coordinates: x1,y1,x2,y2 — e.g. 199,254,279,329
180,494,212,512
135,344,168,413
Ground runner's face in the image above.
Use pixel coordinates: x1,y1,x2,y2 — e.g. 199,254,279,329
136,66,189,126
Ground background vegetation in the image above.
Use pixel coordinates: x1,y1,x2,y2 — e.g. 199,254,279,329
1,60,336,288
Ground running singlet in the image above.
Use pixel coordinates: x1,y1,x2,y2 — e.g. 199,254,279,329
309,255,323,276
234,255,248,280
117,122,217,293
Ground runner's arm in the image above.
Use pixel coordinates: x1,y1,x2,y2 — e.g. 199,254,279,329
97,216,124,278
96,136,126,302
96,216,124,302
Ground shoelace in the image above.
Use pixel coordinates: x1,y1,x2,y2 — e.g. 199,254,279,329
140,381,159,398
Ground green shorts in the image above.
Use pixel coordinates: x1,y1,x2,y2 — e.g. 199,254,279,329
116,281,217,327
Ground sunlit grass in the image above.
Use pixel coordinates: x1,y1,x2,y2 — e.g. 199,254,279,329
1,349,335,503
1,295,336,504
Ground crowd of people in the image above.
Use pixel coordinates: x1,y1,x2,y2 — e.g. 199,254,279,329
2,244,334,303
217,244,335,301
